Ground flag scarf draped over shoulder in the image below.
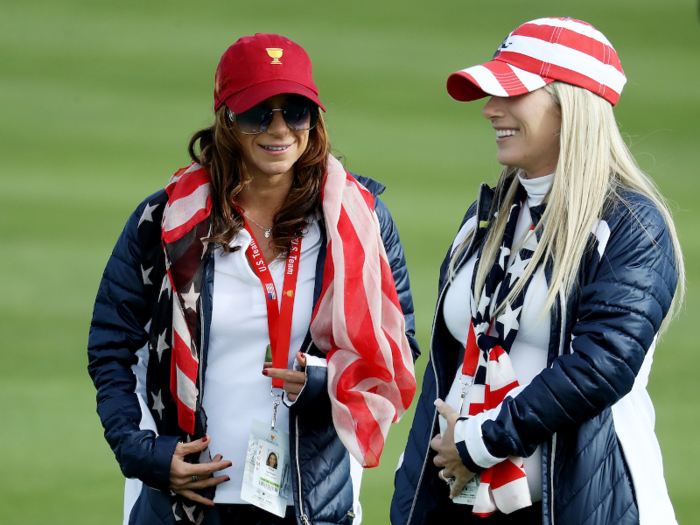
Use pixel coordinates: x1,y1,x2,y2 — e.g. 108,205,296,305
161,155,416,469
162,163,211,436
310,155,416,468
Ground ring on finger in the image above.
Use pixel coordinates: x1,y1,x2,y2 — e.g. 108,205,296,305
192,475,198,483
439,469,456,485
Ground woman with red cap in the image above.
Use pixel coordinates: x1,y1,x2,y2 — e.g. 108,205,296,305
88,33,418,525
392,17,683,525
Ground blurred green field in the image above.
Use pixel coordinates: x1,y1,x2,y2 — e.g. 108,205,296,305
1,0,699,523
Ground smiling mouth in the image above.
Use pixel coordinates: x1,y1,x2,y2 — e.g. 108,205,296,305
496,129,519,138
260,145,291,151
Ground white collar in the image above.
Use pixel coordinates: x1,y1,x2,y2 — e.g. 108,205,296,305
518,171,554,207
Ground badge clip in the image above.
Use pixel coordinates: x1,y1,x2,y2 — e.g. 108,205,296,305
270,389,282,430
457,374,474,414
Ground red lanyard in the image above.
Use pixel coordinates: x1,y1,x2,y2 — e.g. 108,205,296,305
243,224,302,389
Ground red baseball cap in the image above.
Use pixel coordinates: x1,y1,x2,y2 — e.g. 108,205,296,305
447,17,626,106
214,33,325,114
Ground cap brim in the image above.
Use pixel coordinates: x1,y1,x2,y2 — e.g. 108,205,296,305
223,80,326,114
447,60,554,101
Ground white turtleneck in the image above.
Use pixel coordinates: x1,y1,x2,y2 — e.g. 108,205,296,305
443,172,553,502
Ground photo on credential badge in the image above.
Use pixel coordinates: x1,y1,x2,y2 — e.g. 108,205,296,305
254,442,284,492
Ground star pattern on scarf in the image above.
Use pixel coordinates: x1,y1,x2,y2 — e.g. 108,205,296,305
156,329,169,361
138,202,160,227
159,274,172,301
498,301,523,339
181,282,200,311
498,246,511,269
151,389,165,419
142,265,153,286
507,252,531,281
183,503,197,522
477,290,491,317
172,503,182,521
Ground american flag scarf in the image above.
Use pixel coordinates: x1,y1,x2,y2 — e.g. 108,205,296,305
465,184,536,516
310,155,416,468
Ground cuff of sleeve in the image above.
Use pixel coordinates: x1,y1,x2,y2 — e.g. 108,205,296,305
454,414,502,473
284,355,328,410
146,434,180,492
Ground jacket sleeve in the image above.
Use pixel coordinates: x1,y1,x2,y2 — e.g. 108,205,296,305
454,197,679,472
375,195,421,362
87,197,179,491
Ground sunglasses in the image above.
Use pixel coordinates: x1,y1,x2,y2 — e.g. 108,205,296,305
227,99,319,135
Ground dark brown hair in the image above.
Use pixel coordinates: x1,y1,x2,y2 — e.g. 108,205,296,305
188,105,331,254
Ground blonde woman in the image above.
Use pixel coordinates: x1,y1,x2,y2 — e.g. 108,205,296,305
392,17,684,525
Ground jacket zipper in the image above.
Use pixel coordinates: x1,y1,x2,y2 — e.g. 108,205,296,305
407,196,484,525
294,339,316,525
295,415,311,525
549,286,567,525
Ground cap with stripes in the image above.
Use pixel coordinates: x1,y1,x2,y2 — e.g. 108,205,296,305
447,17,626,106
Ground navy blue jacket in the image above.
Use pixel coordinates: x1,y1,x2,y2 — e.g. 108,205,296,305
88,174,419,525
391,182,678,525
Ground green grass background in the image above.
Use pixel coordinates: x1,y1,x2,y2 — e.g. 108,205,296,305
1,0,698,522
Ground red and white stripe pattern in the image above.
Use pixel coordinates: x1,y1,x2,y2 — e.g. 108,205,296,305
466,346,520,417
465,344,530,516
310,155,416,468
162,163,211,435
447,17,626,106
473,456,531,517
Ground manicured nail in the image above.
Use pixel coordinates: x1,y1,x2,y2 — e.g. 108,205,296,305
202,435,208,443
262,369,269,376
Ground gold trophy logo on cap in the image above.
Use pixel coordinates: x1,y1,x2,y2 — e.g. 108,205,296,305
266,48,283,64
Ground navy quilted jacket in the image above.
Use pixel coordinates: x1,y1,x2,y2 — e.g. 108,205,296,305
88,173,419,525
391,182,678,525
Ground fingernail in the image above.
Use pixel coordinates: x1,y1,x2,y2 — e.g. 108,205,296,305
202,435,208,443
225,476,230,482
262,369,269,376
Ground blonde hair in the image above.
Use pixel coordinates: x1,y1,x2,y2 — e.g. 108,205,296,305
450,81,685,334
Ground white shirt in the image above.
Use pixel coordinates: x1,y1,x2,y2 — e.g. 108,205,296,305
204,217,321,504
443,173,553,501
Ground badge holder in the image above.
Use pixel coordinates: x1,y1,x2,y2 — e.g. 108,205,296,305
241,389,292,518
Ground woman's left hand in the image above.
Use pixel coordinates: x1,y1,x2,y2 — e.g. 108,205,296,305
431,399,476,499
264,351,307,402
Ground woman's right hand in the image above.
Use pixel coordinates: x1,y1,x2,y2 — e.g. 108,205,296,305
169,435,231,506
